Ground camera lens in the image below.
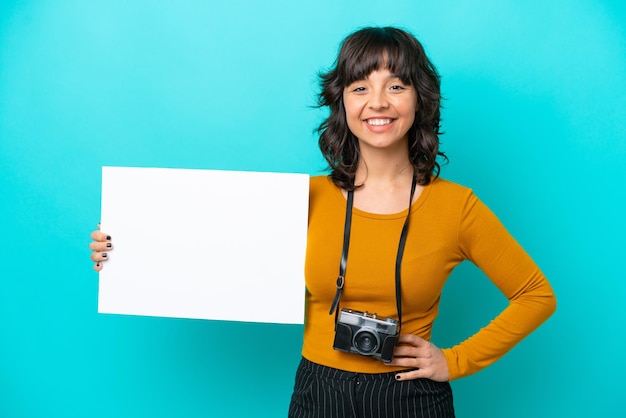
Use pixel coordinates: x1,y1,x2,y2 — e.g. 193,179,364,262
353,329,379,354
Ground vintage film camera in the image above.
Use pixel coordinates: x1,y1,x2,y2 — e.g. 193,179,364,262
333,308,399,363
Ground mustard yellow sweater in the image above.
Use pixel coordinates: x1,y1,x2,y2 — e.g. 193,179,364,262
302,175,556,380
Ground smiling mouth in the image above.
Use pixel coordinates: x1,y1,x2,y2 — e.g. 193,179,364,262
365,118,394,126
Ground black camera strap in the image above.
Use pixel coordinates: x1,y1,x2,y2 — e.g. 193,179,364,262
329,175,418,331
329,187,354,318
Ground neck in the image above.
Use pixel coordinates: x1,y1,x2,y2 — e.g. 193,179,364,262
355,147,413,187
348,148,420,214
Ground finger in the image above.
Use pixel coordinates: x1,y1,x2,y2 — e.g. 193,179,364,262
397,334,428,346
89,241,114,252
392,344,421,358
91,230,112,242
394,369,429,382
90,252,109,262
391,337,432,361
387,351,433,368
396,362,449,383
385,356,418,369
93,262,103,272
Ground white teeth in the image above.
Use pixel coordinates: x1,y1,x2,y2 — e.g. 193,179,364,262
366,119,392,126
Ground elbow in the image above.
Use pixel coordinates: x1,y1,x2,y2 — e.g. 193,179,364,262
547,289,557,317
536,284,557,322
528,274,557,320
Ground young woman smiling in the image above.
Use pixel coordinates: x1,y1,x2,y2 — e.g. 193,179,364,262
90,27,556,418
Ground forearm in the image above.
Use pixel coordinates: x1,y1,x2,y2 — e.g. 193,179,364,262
442,276,556,380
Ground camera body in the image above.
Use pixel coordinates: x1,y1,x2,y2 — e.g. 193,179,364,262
333,308,399,363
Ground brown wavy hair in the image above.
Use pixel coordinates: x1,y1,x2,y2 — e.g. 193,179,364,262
317,26,446,189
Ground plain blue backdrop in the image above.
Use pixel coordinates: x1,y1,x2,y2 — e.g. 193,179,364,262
1,1,624,417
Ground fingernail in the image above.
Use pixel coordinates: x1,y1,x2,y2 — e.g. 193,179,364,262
395,375,401,381
96,262,100,267
106,243,112,248
102,253,108,258
106,235,111,241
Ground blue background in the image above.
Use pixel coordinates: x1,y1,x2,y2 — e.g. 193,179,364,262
1,1,625,417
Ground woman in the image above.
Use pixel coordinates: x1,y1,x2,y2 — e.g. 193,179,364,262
91,27,556,418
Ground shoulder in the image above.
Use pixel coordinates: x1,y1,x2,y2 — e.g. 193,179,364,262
421,177,490,222
310,174,331,186
310,174,336,194
428,177,475,202
308,175,344,211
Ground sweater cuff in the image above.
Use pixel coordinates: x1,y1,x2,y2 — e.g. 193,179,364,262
441,348,460,381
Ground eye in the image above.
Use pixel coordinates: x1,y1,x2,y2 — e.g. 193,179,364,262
390,85,406,91
345,81,368,93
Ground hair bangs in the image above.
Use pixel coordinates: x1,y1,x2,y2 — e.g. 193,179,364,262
338,28,416,87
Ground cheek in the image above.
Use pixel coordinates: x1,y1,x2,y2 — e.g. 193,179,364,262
342,99,361,131
345,115,361,137
407,111,416,127
342,96,357,118
401,99,418,124
396,102,416,124
403,96,419,115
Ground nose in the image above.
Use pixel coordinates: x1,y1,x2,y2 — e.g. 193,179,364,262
368,89,389,110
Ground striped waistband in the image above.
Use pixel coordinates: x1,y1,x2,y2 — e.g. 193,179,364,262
299,357,414,381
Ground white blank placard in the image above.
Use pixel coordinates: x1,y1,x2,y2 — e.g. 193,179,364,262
98,166,309,324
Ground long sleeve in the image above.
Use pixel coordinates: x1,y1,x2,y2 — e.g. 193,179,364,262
441,193,556,380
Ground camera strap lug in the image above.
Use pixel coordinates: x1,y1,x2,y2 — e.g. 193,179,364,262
329,276,345,316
